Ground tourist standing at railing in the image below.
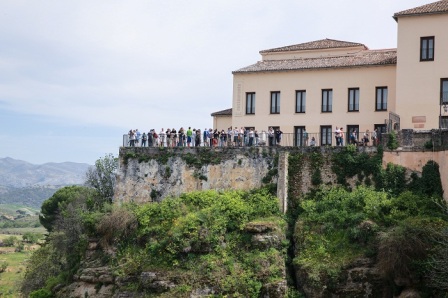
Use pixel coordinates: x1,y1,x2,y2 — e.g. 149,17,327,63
195,129,201,147
363,130,370,146
372,129,378,146
134,129,140,147
232,127,238,146
268,127,275,146
128,129,135,147
248,128,254,146
178,127,184,147
152,130,158,147
227,127,233,146
203,128,208,147
147,131,152,147
243,127,248,146
275,128,283,146
186,127,192,148
169,128,176,147
334,127,341,146
350,130,357,145
340,128,345,146
159,128,166,147
310,136,316,146
255,130,259,146
141,132,147,147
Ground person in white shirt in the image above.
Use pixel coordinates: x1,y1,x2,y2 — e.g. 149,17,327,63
159,128,166,147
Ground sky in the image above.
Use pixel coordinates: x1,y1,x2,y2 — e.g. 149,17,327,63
0,0,431,165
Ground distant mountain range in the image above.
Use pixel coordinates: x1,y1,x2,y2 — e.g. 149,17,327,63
0,157,91,187
0,157,91,208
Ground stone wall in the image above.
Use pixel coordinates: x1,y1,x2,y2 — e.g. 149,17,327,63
114,146,380,208
381,128,448,150
114,147,278,204
115,141,448,206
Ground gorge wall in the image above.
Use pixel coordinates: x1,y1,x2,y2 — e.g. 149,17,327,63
114,146,382,210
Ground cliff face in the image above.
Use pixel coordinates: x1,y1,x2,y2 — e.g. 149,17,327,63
114,147,278,204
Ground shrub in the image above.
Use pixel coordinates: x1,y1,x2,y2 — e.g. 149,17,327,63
115,189,285,296
22,232,41,244
387,130,399,150
96,206,138,248
376,218,442,281
0,261,8,273
2,235,17,246
29,288,53,298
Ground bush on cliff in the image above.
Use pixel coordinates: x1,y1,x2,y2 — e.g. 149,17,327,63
114,189,287,297
293,185,448,295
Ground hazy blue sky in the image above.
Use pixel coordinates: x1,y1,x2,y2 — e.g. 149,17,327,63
0,0,430,165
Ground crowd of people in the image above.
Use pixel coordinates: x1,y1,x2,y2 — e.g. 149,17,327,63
126,126,380,148
126,127,285,148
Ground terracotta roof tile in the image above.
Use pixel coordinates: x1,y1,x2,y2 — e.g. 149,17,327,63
211,108,232,116
394,0,448,19
233,49,397,74
259,39,367,54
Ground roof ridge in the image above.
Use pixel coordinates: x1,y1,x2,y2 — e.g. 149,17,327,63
260,38,367,54
394,0,448,19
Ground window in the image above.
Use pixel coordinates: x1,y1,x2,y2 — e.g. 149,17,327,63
348,88,359,112
322,89,332,112
246,93,255,114
270,92,280,114
376,87,388,111
295,90,306,113
441,79,448,128
320,126,332,145
420,36,434,61
294,126,306,146
442,78,448,104
441,117,448,129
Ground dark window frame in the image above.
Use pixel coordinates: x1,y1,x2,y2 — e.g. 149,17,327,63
294,126,306,147
295,90,306,113
441,79,448,129
245,92,255,115
375,87,388,111
322,89,333,113
348,88,360,112
420,36,435,61
441,78,448,104
320,125,332,146
270,91,281,114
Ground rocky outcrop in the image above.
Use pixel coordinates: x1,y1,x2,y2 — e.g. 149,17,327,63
115,147,277,204
57,219,288,298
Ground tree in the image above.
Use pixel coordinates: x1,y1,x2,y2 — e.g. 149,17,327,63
85,153,117,204
39,185,94,232
3,236,17,247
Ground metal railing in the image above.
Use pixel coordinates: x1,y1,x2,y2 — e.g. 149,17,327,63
122,132,381,148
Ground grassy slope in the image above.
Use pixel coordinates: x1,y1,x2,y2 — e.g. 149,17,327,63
0,232,44,297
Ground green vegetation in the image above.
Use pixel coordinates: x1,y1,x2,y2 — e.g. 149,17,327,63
85,153,118,204
114,189,286,297
331,144,383,187
387,130,399,150
15,150,448,297
291,155,447,296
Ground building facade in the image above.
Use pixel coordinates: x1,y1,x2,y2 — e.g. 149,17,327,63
212,0,448,146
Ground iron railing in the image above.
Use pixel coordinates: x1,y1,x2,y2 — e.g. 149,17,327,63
123,131,381,148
